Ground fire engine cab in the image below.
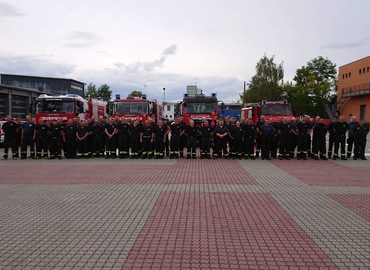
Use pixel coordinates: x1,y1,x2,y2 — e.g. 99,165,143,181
241,100,294,124
106,94,163,124
31,94,107,122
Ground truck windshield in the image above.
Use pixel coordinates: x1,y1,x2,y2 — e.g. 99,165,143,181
36,100,75,113
184,102,217,114
261,104,292,116
115,102,148,114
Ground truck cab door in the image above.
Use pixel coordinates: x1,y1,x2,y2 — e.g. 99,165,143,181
106,102,113,116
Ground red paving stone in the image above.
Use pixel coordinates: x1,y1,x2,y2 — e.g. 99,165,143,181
329,194,370,222
0,160,257,185
122,192,337,270
271,159,370,186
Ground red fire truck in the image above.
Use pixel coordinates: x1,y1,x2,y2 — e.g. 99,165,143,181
175,93,222,126
31,94,107,122
106,95,163,123
241,100,294,124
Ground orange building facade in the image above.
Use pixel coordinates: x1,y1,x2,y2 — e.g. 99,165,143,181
337,56,370,121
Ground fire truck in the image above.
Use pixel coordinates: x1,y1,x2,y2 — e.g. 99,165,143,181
241,100,294,124
106,95,163,123
175,93,223,126
31,94,107,122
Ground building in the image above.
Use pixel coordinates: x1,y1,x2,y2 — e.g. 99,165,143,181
163,101,177,121
337,56,370,121
186,85,202,96
0,74,85,119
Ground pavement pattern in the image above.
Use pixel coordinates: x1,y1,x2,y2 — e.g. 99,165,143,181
0,155,369,270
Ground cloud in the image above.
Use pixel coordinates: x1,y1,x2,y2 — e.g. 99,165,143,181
320,37,370,49
113,44,177,73
0,53,75,77
0,2,24,17
64,31,103,48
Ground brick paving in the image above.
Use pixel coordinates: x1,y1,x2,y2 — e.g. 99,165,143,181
0,150,369,269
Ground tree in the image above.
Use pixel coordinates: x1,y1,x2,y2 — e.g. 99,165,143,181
97,84,112,101
85,82,98,98
128,90,142,98
84,83,112,101
240,54,284,104
290,56,337,117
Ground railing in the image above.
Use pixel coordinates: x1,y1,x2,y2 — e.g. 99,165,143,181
342,82,370,98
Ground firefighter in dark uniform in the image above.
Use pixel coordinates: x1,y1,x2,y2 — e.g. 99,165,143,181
35,119,49,159
353,119,369,160
347,116,358,158
130,119,141,159
178,117,187,158
76,120,90,158
1,115,18,160
243,118,256,159
20,115,36,159
104,118,117,159
117,118,130,159
90,120,104,157
213,120,229,159
49,119,63,159
140,119,155,159
278,117,292,160
199,119,212,159
154,120,166,159
311,116,320,158
163,119,170,156
289,117,298,158
258,118,274,160
255,116,265,158
327,116,337,159
170,117,183,159
333,115,348,160
296,117,311,160
63,119,77,159
312,118,328,160
227,117,237,158
271,116,283,159
185,119,198,159
230,120,244,159
305,116,313,158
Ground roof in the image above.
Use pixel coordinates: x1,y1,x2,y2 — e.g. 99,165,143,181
0,73,85,85
339,55,370,68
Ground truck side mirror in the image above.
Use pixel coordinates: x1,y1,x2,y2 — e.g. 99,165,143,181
30,102,36,114
106,102,113,115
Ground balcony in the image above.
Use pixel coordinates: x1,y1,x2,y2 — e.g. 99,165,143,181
342,82,370,98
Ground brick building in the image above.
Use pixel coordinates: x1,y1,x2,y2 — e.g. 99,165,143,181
337,56,370,121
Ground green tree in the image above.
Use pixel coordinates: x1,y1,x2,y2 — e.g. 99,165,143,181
85,82,98,98
128,90,142,98
97,84,112,101
240,54,284,104
291,56,337,117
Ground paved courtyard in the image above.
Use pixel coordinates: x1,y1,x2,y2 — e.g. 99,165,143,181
0,151,369,269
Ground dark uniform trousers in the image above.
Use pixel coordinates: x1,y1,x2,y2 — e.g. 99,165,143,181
327,134,335,158
297,134,308,159
118,135,129,158
334,134,346,159
105,136,117,158
201,137,211,158
354,137,366,159
261,134,271,159
36,136,48,158
186,136,197,158
142,136,153,158
77,138,89,158
313,136,327,159
65,136,77,159
214,137,228,158
244,136,255,159
155,137,164,158
3,136,17,159
170,134,180,158
92,135,103,157
21,135,35,158
279,135,290,158
50,136,62,159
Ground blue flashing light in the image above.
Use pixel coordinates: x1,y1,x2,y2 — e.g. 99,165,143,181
142,94,147,99
116,94,121,99
184,93,189,97
211,93,216,97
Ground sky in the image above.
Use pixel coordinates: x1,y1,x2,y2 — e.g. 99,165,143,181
0,0,369,103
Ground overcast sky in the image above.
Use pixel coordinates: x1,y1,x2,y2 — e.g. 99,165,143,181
1,0,369,102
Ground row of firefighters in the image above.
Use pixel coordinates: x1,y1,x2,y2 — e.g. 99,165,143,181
1,114,369,161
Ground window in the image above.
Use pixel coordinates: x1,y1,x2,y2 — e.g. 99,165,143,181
349,72,351,78
367,67,369,72
359,69,362,74
360,104,366,120
342,74,345,79
345,73,348,78
363,68,366,73
167,105,171,111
